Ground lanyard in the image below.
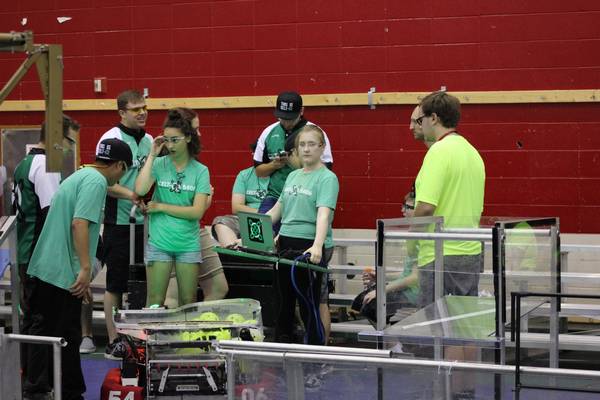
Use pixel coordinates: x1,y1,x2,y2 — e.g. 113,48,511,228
437,130,457,142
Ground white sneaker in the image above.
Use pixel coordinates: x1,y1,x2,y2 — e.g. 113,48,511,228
390,343,404,354
79,336,96,354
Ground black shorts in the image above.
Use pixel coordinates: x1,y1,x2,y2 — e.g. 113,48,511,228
104,224,145,294
418,254,482,307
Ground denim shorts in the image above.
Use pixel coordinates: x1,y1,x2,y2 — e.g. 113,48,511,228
146,243,202,264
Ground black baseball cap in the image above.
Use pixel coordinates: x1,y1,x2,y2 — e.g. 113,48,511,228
96,138,133,167
273,91,303,120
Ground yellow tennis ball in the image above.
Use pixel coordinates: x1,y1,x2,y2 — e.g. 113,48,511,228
226,313,245,323
198,312,220,321
189,331,205,341
213,328,232,341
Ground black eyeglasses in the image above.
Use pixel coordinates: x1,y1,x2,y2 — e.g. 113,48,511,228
402,203,415,211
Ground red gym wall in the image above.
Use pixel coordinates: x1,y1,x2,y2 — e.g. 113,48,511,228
1,1,599,232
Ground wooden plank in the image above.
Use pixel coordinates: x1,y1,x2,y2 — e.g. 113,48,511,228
1,89,599,112
43,44,63,172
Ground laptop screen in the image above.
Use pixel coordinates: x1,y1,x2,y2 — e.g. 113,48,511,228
237,211,275,253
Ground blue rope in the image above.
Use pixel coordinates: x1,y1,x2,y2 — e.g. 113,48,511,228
290,253,325,345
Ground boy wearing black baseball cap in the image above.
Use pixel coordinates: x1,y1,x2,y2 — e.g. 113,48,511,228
23,138,131,400
252,91,334,230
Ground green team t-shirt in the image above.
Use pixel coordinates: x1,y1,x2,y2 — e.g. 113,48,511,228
96,127,153,225
27,167,107,290
415,135,485,267
394,256,420,304
279,166,339,248
261,123,294,198
13,150,61,265
149,157,211,252
253,120,333,199
232,167,270,210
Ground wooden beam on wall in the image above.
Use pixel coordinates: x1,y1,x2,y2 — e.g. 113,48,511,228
0,89,598,112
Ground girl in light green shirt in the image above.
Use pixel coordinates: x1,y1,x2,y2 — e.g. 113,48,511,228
267,125,339,345
135,109,210,307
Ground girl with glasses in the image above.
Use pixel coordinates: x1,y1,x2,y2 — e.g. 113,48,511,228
135,109,210,307
267,125,339,346
163,107,229,308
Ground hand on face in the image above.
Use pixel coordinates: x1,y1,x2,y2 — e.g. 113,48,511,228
152,136,166,156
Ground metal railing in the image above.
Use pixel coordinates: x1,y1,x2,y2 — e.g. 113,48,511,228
1,333,66,400
216,340,600,400
510,291,600,397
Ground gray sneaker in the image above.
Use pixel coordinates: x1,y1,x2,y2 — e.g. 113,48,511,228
79,336,96,354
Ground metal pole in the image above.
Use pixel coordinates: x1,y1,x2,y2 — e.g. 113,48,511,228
548,226,560,369
53,342,63,400
217,347,600,379
226,353,235,400
6,334,66,400
0,32,28,46
375,220,386,332
443,227,551,237
385,231,491,241
375,220,385,400
492,224,506,365
218,340,392,357
515,293,522,393
7,218,20,333
129,205,138,266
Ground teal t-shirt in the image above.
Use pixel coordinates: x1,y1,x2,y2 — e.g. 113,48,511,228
97,127,153,225
149,157,211,252
415,135,485,267
279,166,339,248
27,167,107,290
232,167,270,210
394,256,419,304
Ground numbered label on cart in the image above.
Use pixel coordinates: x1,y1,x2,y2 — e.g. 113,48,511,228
108,391,135,400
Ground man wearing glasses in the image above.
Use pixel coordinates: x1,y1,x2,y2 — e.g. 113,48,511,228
95,89,153,359
413,91,485,400
409,105,434,148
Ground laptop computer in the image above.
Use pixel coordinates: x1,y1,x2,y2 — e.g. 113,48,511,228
237,211,277,256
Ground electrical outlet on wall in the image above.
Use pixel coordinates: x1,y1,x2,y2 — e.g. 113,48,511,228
93,77,107,93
